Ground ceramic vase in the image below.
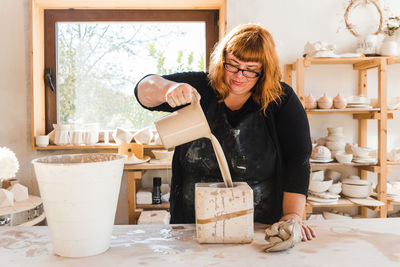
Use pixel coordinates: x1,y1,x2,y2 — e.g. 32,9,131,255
305,93,317,109
380,36,399,56
333,93,347,109
317,93,333,109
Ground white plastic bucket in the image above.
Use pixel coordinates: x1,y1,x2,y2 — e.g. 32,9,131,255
32,153,126,257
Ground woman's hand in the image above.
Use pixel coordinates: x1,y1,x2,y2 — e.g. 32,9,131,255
280,213,316,241
165,83,201,108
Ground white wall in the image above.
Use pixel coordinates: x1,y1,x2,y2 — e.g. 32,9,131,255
1,0,400,224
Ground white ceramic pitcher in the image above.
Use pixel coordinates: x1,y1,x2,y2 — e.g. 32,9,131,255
154,99,212,149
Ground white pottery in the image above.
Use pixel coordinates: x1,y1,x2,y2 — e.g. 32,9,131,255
309,178,333,193
9,183,28,202
83,124,99,145
70,131,85,146
311,145,331,160
36,135,49,147
380,36,399,56
132,127,153,145
317,93,333,109
388,149,400,162
326,141,346,151
328,182,342,195
305,93,317,109
152,149,174,160
342,183,371,198
113,127,133,145
335,153,353,164
32,153,126,257
353,145,373,158
325,170,342,181
53,124,70,146
327,127,344,135
154,99,211,149
333,93,347,109
195,182,253,243
311,170,324,181
0,188,14,207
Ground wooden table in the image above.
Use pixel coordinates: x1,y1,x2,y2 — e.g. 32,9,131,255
1,218,400,266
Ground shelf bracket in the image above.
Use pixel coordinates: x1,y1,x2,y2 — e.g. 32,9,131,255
353,58,380,70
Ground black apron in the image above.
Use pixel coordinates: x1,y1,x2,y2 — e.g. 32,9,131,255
169,98,281,224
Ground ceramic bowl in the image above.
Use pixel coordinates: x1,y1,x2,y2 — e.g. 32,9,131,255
325,169,342,181
326,141,346,151
353,146,373,158
311,170,324,181
311,145,331,160
328,182,342,195
152,149,174,160
309,178,333,193
342,183,371,198
330,150,345,158
335,153,353,164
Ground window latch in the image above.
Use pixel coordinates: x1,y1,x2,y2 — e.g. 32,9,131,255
44,68,55,92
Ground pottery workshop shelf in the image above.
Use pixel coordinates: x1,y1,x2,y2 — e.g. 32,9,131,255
124,162,171,170
306,108,380,114
285,56,390,218
34,144,164,150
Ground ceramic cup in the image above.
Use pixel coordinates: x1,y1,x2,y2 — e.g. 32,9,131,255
36,135,49,147
70,130,85,146
133,127,153,145
113,127,133,144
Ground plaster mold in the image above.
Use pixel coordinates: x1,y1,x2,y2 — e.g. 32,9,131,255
137,210,170,224
0,188,14,207
9,183,28,202
195,182,253,244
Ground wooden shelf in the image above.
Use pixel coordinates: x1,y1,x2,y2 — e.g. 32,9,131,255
311,162,377,167
387,162,400,166
137,202,170,210
306,198,356,208
124,162,171,170
387,56,400,65
287,56,391,218
306,108,380,114
34,143,164,150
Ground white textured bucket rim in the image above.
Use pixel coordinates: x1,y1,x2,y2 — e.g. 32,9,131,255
32,153,127,166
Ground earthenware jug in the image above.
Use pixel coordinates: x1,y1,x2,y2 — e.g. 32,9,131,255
154,97,211,149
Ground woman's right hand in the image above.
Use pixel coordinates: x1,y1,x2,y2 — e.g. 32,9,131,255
165,83,201,108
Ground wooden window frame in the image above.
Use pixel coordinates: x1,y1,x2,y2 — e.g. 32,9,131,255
31,0,227,149
44,9,219,133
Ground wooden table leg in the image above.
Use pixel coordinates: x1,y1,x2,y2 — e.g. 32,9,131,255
128,171,143,224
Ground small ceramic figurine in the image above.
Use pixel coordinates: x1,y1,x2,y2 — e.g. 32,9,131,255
317,93,333,109
305,93,317,109
333,93,347,109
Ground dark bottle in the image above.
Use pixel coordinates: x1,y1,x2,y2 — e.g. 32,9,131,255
152,177,162,205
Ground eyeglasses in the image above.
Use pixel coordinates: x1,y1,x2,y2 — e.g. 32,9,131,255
223,62,262,78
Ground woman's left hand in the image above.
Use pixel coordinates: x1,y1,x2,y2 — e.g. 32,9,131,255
280,213,316,241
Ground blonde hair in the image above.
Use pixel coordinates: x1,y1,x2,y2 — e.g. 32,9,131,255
208,24,283,113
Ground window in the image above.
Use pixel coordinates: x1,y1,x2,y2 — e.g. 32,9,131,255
43,10,219,133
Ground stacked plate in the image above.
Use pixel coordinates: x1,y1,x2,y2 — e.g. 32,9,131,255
346,95,371,109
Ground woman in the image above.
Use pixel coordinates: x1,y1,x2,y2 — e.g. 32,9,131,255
135,24,315,241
